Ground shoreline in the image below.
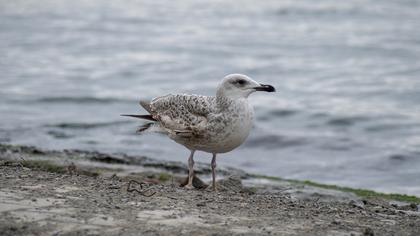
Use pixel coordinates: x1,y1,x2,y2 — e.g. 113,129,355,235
1,143,419,235
1,143,419,202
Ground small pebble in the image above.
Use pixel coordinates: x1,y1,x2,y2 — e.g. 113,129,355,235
363,227,374,236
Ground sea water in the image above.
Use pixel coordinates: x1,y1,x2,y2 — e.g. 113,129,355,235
1,0,420,195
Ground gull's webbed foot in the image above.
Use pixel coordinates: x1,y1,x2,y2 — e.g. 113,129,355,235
212,183,217,192
180,175,209,189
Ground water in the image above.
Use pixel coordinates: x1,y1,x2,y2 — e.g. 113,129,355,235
1,0,420,195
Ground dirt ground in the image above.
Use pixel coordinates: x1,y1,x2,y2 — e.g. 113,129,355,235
0,145,419,235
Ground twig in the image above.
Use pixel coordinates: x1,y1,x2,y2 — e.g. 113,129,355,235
109,173,118,180
127,180,156,197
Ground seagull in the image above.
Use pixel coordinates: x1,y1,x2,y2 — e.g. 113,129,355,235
123,74,275,191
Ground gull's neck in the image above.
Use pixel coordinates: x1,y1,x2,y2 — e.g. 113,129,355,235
215,92,248,111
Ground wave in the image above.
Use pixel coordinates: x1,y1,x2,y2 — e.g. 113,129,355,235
47,130,74,139
365,123,419,132
36,96,135,104
268,109,298,117
46,121,130,129
244,134,307,149
326,116,369,127
257,109,299,121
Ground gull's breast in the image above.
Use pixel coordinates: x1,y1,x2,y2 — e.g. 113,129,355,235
197,100,254,153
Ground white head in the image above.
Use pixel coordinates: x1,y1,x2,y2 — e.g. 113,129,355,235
216,74,275,99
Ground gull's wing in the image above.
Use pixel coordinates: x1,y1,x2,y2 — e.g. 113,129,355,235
149,94,215,135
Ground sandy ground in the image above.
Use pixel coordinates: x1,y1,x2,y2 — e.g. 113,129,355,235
0,144,419,236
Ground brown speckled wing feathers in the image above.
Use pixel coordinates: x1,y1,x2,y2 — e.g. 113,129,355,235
149,94,215,133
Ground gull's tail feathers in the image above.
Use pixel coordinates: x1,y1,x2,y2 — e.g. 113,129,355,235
121,114,166,134
121,100,155,121
137,122,166,134
122,100,166,134
121,114,157,121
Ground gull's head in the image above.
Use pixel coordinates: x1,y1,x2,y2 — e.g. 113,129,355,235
216,74,275,99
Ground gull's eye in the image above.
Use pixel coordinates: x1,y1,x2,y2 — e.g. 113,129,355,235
237,79,246,86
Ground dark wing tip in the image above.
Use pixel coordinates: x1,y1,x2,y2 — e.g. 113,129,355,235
121,114,157,121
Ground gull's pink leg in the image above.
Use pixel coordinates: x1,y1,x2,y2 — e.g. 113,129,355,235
185,150,195,189
211,153,217,191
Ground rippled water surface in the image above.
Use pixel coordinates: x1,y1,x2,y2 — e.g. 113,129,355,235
1,0,420,195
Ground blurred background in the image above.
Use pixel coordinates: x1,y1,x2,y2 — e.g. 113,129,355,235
1,0,419,195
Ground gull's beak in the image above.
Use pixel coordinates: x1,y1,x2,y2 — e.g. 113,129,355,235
254,83,276,92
